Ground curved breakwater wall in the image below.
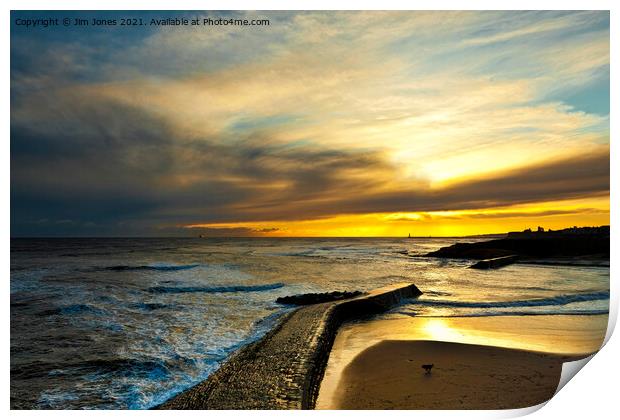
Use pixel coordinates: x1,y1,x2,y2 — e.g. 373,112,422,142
156,282,423,410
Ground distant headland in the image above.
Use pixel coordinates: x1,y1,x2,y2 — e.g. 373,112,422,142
426,225,609,263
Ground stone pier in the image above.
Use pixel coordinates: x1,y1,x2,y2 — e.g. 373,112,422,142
156,282,422,410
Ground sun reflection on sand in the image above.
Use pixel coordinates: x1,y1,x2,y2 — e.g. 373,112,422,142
416,317,531,350
420,319,464,342
409,316,607,354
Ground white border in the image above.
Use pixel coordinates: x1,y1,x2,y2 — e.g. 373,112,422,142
3,2,617,420
2,0,617,11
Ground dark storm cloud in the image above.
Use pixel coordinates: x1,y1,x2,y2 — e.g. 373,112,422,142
193,149,609,223
328,151,610,217
10,91,395,235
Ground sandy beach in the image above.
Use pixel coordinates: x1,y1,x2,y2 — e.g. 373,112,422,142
317,314,607,409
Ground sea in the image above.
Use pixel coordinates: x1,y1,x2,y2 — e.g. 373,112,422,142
10,237,610,409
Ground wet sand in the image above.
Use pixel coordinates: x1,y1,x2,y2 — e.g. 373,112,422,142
317,315,607,409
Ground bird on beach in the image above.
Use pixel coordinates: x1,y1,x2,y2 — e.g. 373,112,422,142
421,364,434,374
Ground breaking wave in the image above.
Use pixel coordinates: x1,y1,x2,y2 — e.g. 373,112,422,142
147,282,285,294
408,291,609,309
102,264,200,272
395,309,609,318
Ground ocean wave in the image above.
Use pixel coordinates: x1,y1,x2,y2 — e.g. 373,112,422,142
12,356,168,381
421,290,453,297
38,304,109,317
269,251,328,258
395,309,609,318
102,264,200,272
133,302,171,311
147,282,285,294
41,357,174,379
407,290,609,309
144,309,289,409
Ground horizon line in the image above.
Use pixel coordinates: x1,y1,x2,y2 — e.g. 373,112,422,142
11,234,507,239
10,224,610,240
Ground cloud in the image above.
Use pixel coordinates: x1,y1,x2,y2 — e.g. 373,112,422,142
329,150,610,218
168,226,280,237
10,11,610,236
463,208,607,220
10,83,609,235
384,208,607,222
68,11,607,186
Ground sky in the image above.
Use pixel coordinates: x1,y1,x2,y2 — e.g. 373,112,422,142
10,11,610,237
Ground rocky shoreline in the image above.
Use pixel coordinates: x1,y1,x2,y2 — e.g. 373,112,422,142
427,226,609,261
156,283,422,409
276,290,364,305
